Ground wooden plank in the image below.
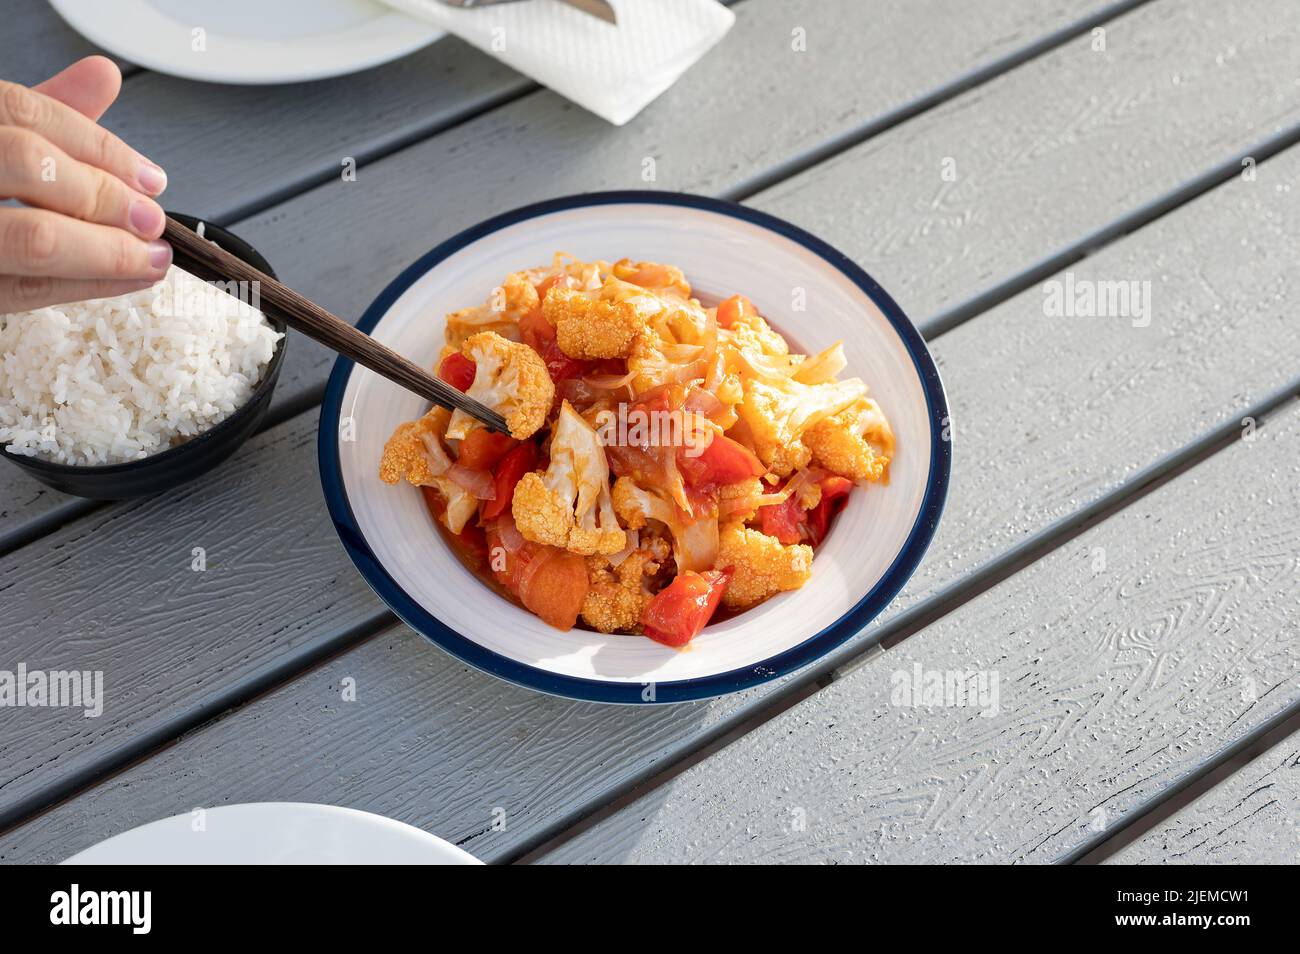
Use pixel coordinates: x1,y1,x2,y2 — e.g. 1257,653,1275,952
3,0,135,87
1109,734,1300,864
0,0,1279,837
180,0,1153,411
744,0,1300,330
4,82,1300,862
95,36,531,224
0,0,1128,557
539,399,1300,864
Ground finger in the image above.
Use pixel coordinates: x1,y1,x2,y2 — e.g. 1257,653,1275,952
0,207,171,281
0,274,155,313
0,128,164,239
32,56,122,121
0,79,166,196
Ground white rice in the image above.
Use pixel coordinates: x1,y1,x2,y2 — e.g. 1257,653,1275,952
0,266,282,465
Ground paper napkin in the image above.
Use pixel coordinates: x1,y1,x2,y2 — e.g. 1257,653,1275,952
378,0,735,125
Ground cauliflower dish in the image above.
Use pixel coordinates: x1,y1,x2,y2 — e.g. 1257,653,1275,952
379,254,894,647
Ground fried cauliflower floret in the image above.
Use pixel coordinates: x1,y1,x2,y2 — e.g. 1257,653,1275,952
722,311,789,357
737,377,867,476
612,476,719,572
512,400,625,556
795,477,822,509
718,476,765,522
626,329,710,394
580,549,662,633
444,271,539,347
378,407,478,534
446,331,554,441
717,522,813,609
543,277,668,360
806,397,895,483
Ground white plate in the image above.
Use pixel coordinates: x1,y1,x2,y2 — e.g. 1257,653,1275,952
319,191,951,704
62,803,482,864
49,0,443,84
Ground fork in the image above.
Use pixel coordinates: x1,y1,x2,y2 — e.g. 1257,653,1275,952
436,0,617,25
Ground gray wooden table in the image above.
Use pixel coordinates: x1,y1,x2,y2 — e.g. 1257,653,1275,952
3,0,1299,865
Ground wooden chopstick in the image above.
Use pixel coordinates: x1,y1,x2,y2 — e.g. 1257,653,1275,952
163,216,510,435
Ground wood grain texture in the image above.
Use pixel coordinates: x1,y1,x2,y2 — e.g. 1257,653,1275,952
1110,737,1300,864
0,0,1122,825
2,0,134,87
0,0,1111,541
540,401,1300,864
744,0,1300,329
92,35,529,223
0,418,384,817
5,70,1300,862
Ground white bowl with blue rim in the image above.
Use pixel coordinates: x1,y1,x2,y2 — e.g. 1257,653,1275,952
319,191,950,704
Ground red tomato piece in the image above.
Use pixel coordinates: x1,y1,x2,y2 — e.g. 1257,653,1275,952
805,476,855,546
456,520,488,564
480,442,538,521
437,352,476,392
482,517,588,630
518,307,552,352
458,427,516,471
519,307,590,383
820,476,853,503
546,347,593,384
641,567,733,648
715,294,754,329
758,493,803,545
678,433,766,488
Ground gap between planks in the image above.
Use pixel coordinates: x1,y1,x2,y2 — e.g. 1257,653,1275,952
0,0,1277,842
4,113,1295,561
11,94,1292,562
507,378,1300,863
720,0,1153,203
1063,696,1300,863
0,0,1156,560
5,124,1299,838
0,611,395,835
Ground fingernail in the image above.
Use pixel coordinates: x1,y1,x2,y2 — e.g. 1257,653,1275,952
147,239,172,272
129,199,163,236
137,160,167,196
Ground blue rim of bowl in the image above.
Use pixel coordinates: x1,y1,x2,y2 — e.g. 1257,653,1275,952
319,190,951,704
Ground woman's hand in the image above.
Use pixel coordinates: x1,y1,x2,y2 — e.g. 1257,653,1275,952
1,56,170,313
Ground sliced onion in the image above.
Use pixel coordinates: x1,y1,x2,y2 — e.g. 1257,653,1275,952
516,545,554,606
793,342,847,384
447,462,496,500
699,310,718,368
662,451,692,515
719,491,788,517
418,432,451,477
781,467,815,504
496,515,525,552
684,386,724,419
584,369,638,389
671,515,719,573
608,528,639,567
